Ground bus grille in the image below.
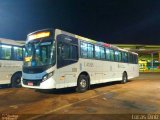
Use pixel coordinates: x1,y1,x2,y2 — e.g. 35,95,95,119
23,79,42,86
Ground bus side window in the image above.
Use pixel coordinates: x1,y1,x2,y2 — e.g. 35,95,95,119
122,52,128,63
119,51,122,62
125,52,128,63
71,45,78,60
110,49,114,61
13,46,23,60
1,45,12,60
133,55,138,64
128,53,131,63
131,54,134,63
115,51,122,62
58,42,78,60
105,48,110,61
128,53,133,63
57,43,66,59
132,55,135,64
87,44,94,58
80,42,87,58
80,41,94,59
95,45,100,59
62,44,70,59
57,42,78,68
115,51,119,62
57,43,62,57
100,47,105,60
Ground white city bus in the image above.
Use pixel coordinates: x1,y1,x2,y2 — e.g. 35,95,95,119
22,29,139,92
0,38,24,87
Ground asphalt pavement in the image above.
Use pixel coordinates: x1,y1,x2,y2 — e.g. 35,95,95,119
0,73,160,120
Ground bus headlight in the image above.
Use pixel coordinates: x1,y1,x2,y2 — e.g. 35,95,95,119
43,75,48,81
48,72,54,78
42,71,54,82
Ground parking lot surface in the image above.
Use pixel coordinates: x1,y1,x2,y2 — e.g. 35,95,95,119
0,73,160,120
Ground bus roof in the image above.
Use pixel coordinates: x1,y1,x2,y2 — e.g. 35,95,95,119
0,38,24,46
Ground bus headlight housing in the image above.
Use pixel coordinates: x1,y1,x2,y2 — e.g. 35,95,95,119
42,71,54,82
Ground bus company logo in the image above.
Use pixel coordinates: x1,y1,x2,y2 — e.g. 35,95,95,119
85,63,94,67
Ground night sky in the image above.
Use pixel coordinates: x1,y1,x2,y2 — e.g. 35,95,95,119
0,0,160,44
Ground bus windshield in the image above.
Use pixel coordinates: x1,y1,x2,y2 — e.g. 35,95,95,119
24,39,55,67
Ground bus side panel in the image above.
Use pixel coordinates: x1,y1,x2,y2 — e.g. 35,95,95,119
127,64,139,79
79,59,100,84
0,60,22,84
54,59,139,88
55,62,79,88
78,59,122,85
78,59,139,84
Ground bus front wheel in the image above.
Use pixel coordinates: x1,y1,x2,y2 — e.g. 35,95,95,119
76,75,89,93
121,72,128,84
11,72,22,88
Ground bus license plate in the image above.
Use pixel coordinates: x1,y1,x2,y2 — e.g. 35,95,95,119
28,82,33,86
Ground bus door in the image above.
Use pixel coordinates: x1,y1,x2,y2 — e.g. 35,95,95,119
56,34,78,87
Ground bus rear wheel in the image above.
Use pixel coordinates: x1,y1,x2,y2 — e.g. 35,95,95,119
11,72,22,88
76,75,89,93
121,72,128,84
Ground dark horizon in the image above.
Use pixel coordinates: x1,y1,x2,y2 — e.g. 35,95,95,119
0,0,160,45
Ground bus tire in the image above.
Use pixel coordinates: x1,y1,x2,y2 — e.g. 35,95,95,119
11,72,22,88
121,72,128,84
76,75,89,93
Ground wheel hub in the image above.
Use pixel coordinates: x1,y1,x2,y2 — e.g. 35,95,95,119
124,76,127,82
16,78,21,84
80,79,87,88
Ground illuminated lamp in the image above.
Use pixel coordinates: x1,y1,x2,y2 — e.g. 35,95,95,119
24,56,32,62
103,43,110,47
28,32,50,41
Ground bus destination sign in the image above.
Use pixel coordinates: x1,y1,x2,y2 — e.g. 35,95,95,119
28,32,50,41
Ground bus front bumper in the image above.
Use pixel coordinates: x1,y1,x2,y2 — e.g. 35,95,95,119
21,77,56,89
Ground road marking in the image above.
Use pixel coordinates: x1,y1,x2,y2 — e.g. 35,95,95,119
28,93,103,120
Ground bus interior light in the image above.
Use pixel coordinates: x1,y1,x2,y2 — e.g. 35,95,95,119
14,46,19,49
2,45,12,48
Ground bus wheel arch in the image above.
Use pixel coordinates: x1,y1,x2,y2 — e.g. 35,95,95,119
11,71,22,88
121,71,128,84
76,71,90,93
